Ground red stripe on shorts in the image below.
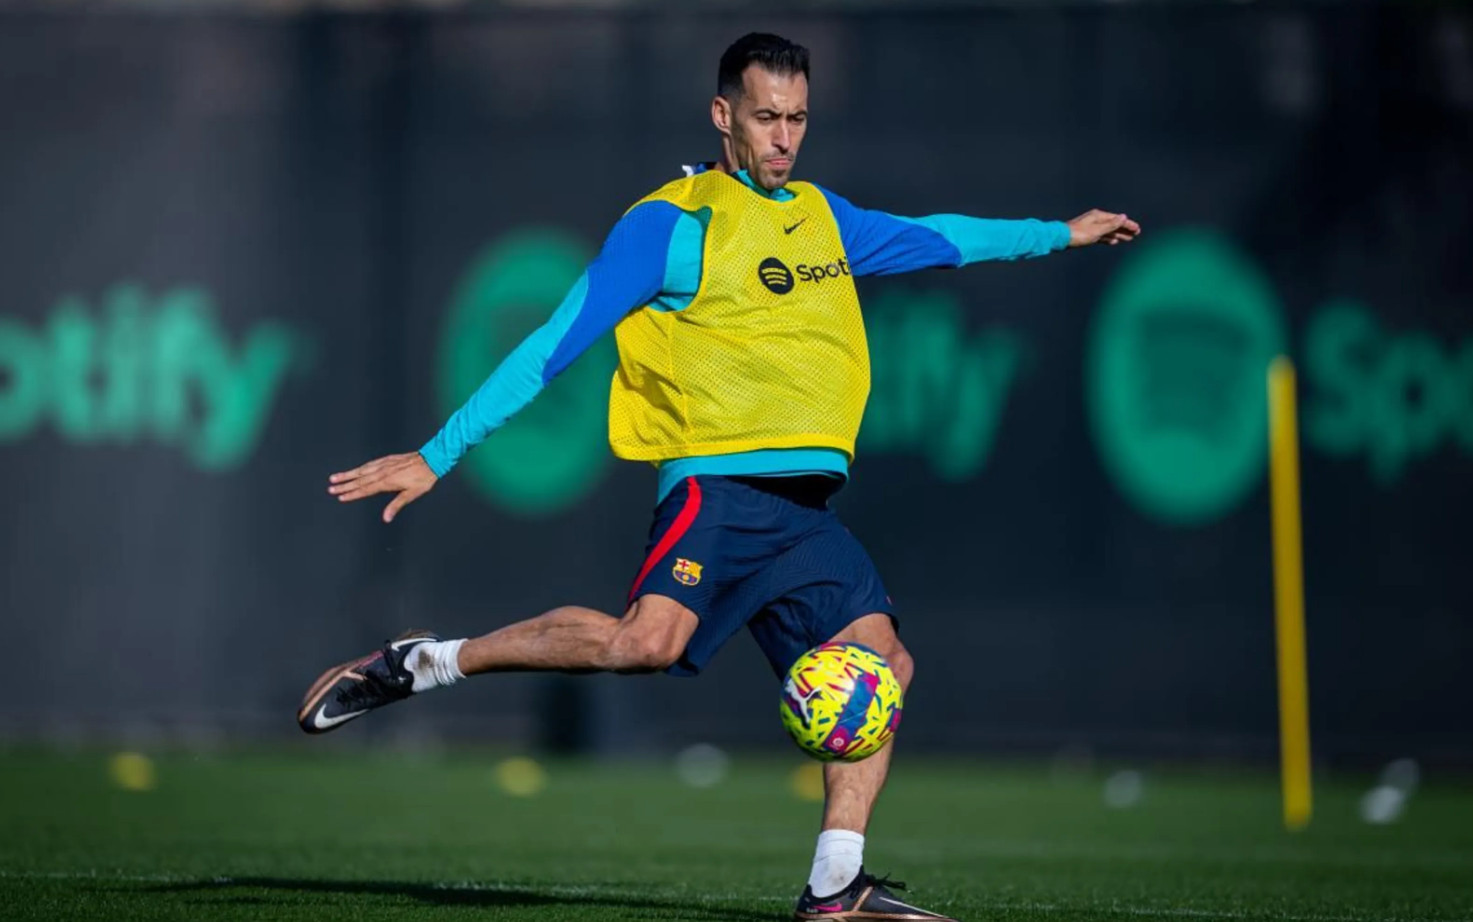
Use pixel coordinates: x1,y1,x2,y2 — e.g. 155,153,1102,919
628,477,703,604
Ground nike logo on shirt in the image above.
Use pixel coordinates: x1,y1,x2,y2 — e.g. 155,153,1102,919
784,219,807,234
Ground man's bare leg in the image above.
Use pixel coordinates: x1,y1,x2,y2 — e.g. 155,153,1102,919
806,613,915,897
455,594,699,674
298,594,696,732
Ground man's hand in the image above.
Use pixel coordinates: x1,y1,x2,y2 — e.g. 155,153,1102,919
1067,209,1141,248
328,452,439,524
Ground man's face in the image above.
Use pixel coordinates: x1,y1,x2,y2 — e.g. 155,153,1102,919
713,66,809,191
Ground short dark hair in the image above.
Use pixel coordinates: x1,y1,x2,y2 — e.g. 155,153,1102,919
717,33,810,101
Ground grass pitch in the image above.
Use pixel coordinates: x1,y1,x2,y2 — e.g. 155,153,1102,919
1,750,1470,921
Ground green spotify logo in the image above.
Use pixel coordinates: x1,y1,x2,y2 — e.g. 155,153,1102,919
1087,229,1287,525
0,284,306,470
437,229,615,517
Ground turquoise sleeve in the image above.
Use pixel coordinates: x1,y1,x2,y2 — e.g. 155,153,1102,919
813,183,1069,276
418,201,682,478
417,274,591,478
898,214,1071,264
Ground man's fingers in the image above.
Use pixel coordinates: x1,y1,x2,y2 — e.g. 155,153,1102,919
327,453,431,512
337,477,391,503
329,454,418,496
328,471,378,495
1068,210,1139,248
328,475,365,495
354,458,389,478
382,488,422,524
329,461,378,483
329,456,396,484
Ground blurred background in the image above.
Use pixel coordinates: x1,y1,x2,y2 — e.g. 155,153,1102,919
1,0,1470,774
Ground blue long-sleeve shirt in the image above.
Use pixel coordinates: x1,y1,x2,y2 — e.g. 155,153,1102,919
421,166,1071,499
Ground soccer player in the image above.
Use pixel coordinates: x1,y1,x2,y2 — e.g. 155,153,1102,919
299,32,1139,921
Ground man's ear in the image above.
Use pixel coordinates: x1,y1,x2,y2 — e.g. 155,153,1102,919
711,95,733,135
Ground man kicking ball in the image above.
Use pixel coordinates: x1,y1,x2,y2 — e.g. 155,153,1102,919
299,31,1139,921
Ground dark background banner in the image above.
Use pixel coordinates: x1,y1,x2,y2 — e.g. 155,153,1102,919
1,7,1469,763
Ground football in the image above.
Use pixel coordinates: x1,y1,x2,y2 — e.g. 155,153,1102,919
780,642,904,762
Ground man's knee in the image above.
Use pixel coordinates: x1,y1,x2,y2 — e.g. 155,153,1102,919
829,612,913,690
607,625,685,673
604,596,697,673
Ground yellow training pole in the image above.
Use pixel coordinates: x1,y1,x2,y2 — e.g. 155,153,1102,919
1268,356,1312,831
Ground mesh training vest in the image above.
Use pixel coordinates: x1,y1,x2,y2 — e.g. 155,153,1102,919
608,171,870,461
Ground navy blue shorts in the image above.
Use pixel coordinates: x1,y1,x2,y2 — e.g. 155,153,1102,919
628,474,896,678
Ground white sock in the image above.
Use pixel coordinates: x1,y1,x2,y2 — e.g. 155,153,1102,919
406,639,466,693
808,829,864,898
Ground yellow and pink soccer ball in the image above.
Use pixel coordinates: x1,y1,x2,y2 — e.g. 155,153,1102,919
780,642,903,762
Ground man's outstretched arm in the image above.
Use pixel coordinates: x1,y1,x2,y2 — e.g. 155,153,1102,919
813,184,1140,277
328,202,682,522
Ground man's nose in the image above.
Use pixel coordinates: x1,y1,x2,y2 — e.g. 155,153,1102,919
773,122,791,152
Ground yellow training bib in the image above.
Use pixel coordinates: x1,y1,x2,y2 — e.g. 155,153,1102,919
608,171,870,461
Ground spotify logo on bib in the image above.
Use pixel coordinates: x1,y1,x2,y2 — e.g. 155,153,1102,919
758,257,795,294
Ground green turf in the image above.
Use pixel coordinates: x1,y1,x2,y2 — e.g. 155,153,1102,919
1,750,1470,921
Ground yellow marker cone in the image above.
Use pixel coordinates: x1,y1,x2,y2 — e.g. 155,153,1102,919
789,762,825,802
493,757,548,798
109,752,156,792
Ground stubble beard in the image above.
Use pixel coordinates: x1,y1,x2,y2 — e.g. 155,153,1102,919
756,160,792,192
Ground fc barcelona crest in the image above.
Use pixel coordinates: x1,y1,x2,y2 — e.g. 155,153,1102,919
672,558,703,587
